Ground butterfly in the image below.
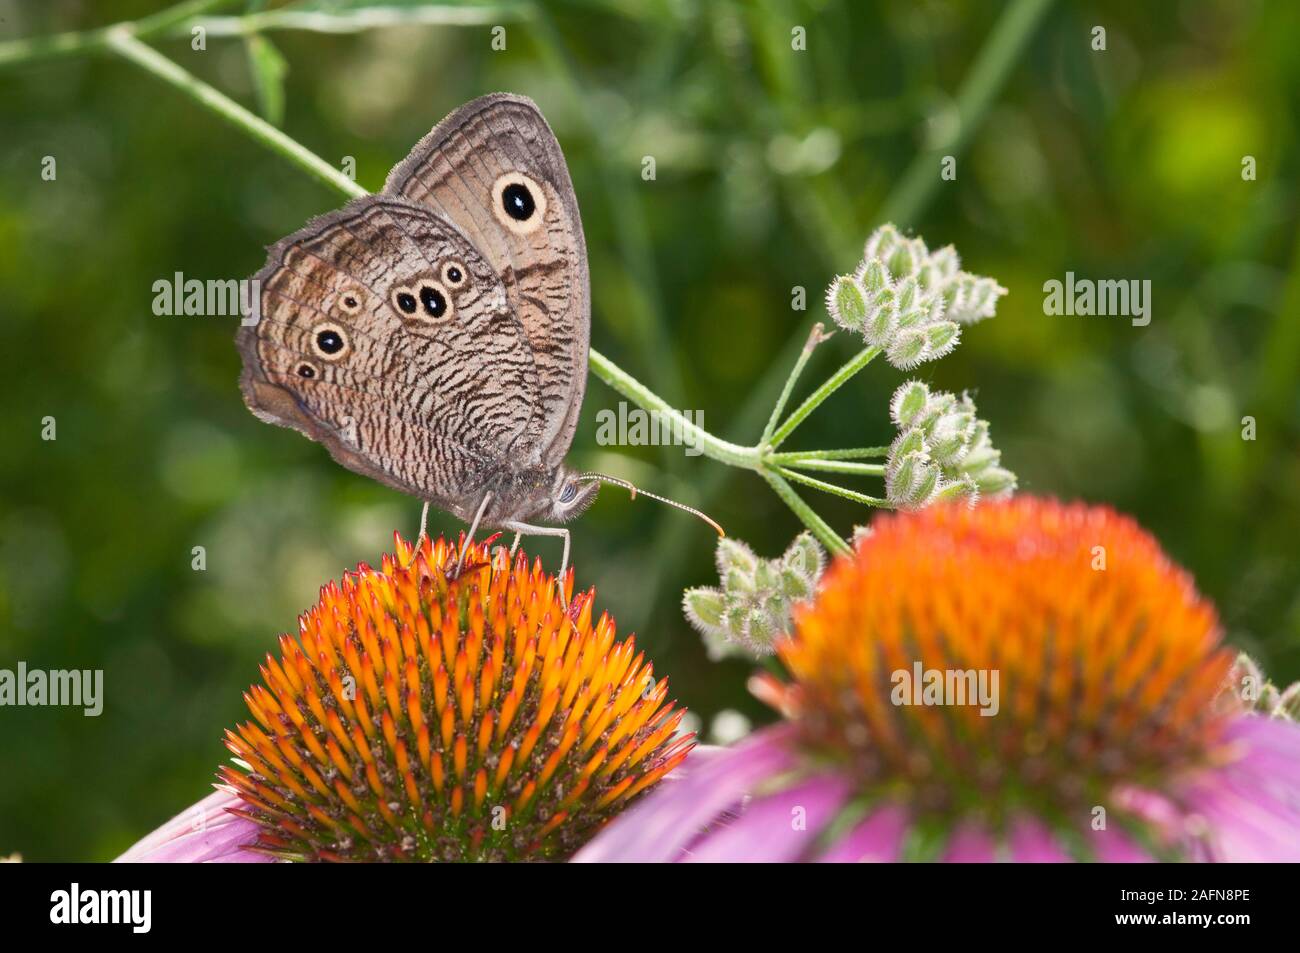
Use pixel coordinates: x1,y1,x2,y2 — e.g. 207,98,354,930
237,93,718,585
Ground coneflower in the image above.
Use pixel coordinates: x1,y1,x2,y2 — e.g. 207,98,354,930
578,497,1300,862
118,534,693,862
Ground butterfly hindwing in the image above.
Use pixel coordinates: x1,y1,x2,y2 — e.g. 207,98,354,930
237,195,543,518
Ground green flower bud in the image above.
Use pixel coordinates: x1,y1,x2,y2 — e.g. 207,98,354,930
716,537,758,577
857,257,890,294
890,381,931,430
887,451,937,508
782,531,826,582
682,586,726,630
828,274,868,331
894,276,920,314
929,244,961,280
933,475,980,507
948,274,1006,324
974,465,1018,497
891,426,928,459
924,321,961,359
886,327,929,369
863,301,898,348
863,224,902,264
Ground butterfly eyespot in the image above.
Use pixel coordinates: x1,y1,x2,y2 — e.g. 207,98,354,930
312,323,349,360
338,291,363,315
392,286,418,316
296,363,317,379
441,261,467,288
417,281,452,320
558,484,577,504
492,172,548,235
503,184,534,220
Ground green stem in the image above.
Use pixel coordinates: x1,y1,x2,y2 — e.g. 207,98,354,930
776,467,886,508
104,30,366,201
777,459,886,476
587,350,756,468
768,346,880,449
761,323,828,446
760,471,852,557
0,0,240,68
879,0,1055,226
768,447,889,462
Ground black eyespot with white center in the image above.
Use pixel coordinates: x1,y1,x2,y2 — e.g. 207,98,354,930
491,172,548,235
419,283,447,318
502,183,535,221
441,261,467,288
316,329,343,354
310,322,350,361
392,285,418,316
297,363,316,379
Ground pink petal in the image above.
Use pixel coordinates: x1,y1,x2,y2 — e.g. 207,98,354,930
942,822,997,862
115,788,272,863
1088,824,1155,862
1008,816,1071,862
1181,716,1300,862
574,725,797,863
817,805,908,862
683,775,851,863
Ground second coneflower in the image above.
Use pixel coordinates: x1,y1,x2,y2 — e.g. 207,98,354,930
578,497,1300,862
118,534,692,862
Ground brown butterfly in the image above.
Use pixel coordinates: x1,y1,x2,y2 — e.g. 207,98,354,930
237,93,718,583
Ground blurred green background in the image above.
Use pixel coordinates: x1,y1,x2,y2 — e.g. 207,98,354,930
1,0,1298,861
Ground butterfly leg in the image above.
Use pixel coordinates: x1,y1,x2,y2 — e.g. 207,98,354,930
402,500,433,570
502,522,571,608
453,491,494,578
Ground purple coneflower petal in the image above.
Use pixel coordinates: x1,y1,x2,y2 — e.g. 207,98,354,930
1008,816,1071,862
684,775,851,863
1178,717,1300,862
1087,825,1154,862
942,823,997,862
574,725,796,863
817,804,908,862
115,788,270,863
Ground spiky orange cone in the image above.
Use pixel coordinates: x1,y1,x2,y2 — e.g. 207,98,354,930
120,534,693,862
578,498,1300,862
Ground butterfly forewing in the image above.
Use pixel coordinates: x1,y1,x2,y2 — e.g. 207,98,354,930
384,93,591,471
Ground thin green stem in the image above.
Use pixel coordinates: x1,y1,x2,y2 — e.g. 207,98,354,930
768,346,880,449
776,467,886,508
0,0,239,68
768,447,889,462
761,471,852,557
879,0,1055,226
587,350,756,468
105,30,366,201
777,459,886,477
761,323,829,446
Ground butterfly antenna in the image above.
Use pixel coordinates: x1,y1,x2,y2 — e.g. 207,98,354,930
577,472,725,537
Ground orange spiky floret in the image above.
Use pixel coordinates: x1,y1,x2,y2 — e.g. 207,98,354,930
759,497,1237,829
220,533,694,861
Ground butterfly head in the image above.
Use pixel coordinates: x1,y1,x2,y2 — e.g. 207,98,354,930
546,467,600,523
